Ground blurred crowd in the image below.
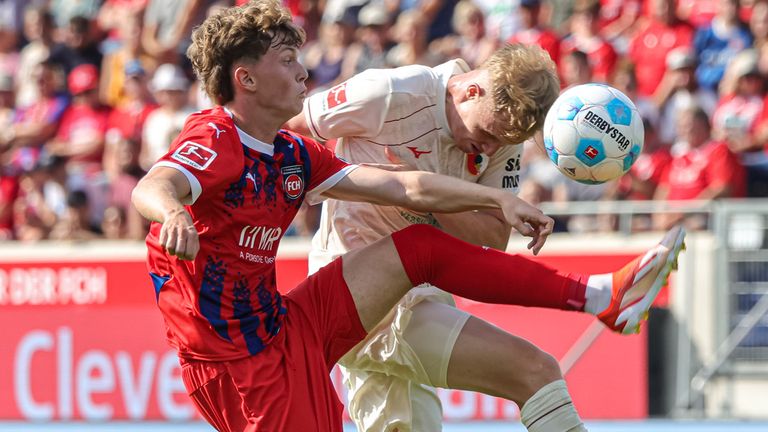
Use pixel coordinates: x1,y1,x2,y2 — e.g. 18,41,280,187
0,0,766,242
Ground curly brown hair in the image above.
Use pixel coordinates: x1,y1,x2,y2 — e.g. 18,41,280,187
187,0,305,105
481,44,560,145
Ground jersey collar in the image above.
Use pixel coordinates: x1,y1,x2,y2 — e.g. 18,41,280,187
434,59,471,142
222,106,275,156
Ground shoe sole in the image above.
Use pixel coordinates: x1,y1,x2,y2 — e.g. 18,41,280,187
617,225,687,335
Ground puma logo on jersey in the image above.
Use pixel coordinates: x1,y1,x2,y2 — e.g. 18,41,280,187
245,172,258,191
207,122,224,139
406,146,432,159
172,141,217,170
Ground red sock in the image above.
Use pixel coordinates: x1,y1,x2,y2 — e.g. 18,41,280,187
391,224,587,311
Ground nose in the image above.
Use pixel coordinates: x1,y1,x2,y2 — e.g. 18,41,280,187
297,64,308,83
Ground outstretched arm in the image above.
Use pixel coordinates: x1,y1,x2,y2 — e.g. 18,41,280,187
131,167,199,260
432,210,511,250
323,165,553,254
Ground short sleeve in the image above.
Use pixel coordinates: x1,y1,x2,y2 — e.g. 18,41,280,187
296,133,357,205
150,114,242,205
303,69,391,141
476,144,524,194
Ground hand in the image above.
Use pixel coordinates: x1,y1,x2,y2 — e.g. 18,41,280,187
499,195,554,255
158,208,199,260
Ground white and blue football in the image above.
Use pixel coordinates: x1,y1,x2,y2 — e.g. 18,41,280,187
542,83,644,184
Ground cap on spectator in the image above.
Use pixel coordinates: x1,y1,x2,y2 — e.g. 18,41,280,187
730,49,760,77
124,59,146,77
150,63,189,92
520,0,541,8
666,47,697,70
358,3,389,27
68,64,99,95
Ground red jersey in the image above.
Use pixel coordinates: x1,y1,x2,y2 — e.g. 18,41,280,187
145,106,353,361
508,28,561,65
618,147,672,199
55,104,110,164
628,20,694,97
107,102,157,143
560,35,618,82
713,94,764,137
661,140,745,200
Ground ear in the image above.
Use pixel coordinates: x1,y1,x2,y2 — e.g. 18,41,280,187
465,83,482,100
233,65,256,91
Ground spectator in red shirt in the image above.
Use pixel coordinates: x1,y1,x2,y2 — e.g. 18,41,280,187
712,49,765,154
601,118,671,230
597,0,642,50
654,107,746,229
46,63,111,229
616,118,671,200
560,0,618,82
47,64,109,167
103,60,156,181
508,0,560,66
654,47,719,145
678,0,718,28
628,0,694,97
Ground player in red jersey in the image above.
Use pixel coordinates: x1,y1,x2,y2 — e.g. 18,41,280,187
132,2,685,431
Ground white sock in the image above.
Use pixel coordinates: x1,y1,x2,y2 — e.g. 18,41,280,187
520,380,588,432
584,273,612,315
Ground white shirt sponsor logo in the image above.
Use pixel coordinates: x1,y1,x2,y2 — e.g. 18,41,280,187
238,225,282,251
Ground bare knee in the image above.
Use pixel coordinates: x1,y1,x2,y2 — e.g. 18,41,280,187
518,348,562,405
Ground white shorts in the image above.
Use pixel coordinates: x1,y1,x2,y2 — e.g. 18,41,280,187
339,285,471,432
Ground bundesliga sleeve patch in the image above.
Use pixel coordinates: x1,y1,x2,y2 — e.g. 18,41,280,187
171,141,218,170
325,83,348,109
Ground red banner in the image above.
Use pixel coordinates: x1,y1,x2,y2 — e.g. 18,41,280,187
0,248,654,421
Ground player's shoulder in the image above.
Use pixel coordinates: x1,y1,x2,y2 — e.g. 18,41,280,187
385,62,448,95
177,107,238,145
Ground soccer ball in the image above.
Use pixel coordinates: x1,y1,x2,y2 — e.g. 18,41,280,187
542,83,644,184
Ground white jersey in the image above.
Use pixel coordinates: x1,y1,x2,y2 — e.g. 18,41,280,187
304,59,523,271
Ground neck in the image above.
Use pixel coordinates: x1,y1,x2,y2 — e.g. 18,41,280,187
444,75,464,136
226,96,284,143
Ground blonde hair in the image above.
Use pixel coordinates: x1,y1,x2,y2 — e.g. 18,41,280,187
187,0,305,105
481,44,560,144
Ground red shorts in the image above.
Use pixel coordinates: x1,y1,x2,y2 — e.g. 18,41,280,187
179,258,366,431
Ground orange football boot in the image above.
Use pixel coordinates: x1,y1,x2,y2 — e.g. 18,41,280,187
597,225,686,334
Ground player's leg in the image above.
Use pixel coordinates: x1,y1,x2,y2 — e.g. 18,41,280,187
342,223,685,335
443,312,585,432
339,287,458,432
398,298,585,432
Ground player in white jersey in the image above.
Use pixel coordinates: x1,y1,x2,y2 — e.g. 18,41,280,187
287,44,685,432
